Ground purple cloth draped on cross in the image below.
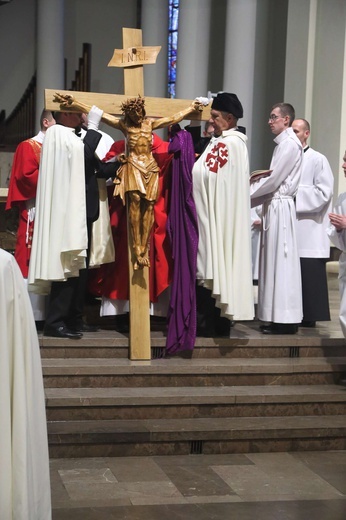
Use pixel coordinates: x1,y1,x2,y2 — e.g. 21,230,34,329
165,128,199,355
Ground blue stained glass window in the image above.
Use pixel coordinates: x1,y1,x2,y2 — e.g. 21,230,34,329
168,1,179,98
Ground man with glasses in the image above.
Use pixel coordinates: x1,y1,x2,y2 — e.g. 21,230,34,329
250,103,303,334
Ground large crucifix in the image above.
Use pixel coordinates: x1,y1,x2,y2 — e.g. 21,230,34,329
45,28,211,360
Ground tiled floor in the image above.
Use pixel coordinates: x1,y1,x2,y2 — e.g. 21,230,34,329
51,452,346,519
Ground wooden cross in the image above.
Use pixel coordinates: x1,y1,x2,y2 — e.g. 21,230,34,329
45,28,211,360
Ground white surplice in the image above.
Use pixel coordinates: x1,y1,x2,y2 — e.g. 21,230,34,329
28,125,88,294
328,192,346,336
79,127,115,268
296,147,334,258
251,127,303,323
193,129,254,320
0,248,51,520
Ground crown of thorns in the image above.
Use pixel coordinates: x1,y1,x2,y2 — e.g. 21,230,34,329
121,95,146,116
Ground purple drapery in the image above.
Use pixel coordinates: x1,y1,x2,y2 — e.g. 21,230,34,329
165,129,198,355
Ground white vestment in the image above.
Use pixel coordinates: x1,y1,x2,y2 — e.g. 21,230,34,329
192,129,254,320
296,147,334,258
327,192,346,336
28,125,88,294
251,127,303,323
87,129,116,268
0,248,51,520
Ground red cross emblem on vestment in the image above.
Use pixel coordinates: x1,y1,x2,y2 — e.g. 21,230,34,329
206,142,229,173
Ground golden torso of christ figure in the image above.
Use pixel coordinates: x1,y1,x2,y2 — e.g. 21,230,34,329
114,119,159,205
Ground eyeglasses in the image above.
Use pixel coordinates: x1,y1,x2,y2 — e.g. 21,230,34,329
268,114,281,121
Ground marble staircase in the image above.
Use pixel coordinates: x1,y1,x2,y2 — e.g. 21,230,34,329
40,313,346,458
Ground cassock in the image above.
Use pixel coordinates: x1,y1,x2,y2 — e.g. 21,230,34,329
0,248,51,520
296,147,334,322
328,193,346,336
6,132,44,276
193,129,254,321
5,131,47,319
28,125,88,294
251,127,303,324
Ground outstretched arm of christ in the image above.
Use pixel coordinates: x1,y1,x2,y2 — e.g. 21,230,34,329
151,100,204,130
53,93,123,130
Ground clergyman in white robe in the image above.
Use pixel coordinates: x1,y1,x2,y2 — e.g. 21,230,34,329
0,248,51,520
251,126,303,324
296,146,334,323
28,124,88,294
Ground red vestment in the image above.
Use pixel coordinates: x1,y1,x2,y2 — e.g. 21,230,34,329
88,134,173,302
6,136,43,277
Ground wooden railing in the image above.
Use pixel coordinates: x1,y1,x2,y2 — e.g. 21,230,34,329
0,75,36,149
0,43,91,149
71,43,91,92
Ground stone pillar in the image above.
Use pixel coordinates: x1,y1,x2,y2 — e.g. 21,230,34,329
36,0,65,131
175,0,212,100
285,0,346,196
223,0,258,151
141,0,169,98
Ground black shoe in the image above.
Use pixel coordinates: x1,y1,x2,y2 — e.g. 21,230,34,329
43,325,83,339
69,322,99,333
262,323,298,335
300,320,316,328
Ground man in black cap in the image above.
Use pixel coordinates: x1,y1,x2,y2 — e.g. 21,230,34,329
192,92,254,337
186,92,246,157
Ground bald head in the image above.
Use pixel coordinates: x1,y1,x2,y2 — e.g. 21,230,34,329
292,118,310,147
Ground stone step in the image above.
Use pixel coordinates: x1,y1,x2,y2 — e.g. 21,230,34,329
38,327,346,359
47,414,346,458
45,384,346,421
41,356,346,388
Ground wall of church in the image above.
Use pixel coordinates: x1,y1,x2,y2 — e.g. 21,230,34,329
0,0,36,117
64,0,138,97
0,0,139,119
285,0,346,198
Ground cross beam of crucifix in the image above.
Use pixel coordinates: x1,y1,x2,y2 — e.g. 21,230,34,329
44,89,211,120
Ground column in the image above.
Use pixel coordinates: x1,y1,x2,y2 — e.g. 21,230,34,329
285,0,346,195
141,0,169,98
223,0,258,152
36,0,65,131
175,0,212,100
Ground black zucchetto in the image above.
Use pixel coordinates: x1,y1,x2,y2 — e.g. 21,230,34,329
211,92,243,119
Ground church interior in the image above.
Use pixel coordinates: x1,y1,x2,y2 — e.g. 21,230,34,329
1,1,346,519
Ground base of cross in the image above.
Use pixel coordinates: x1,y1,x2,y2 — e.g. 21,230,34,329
127,207,151,360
